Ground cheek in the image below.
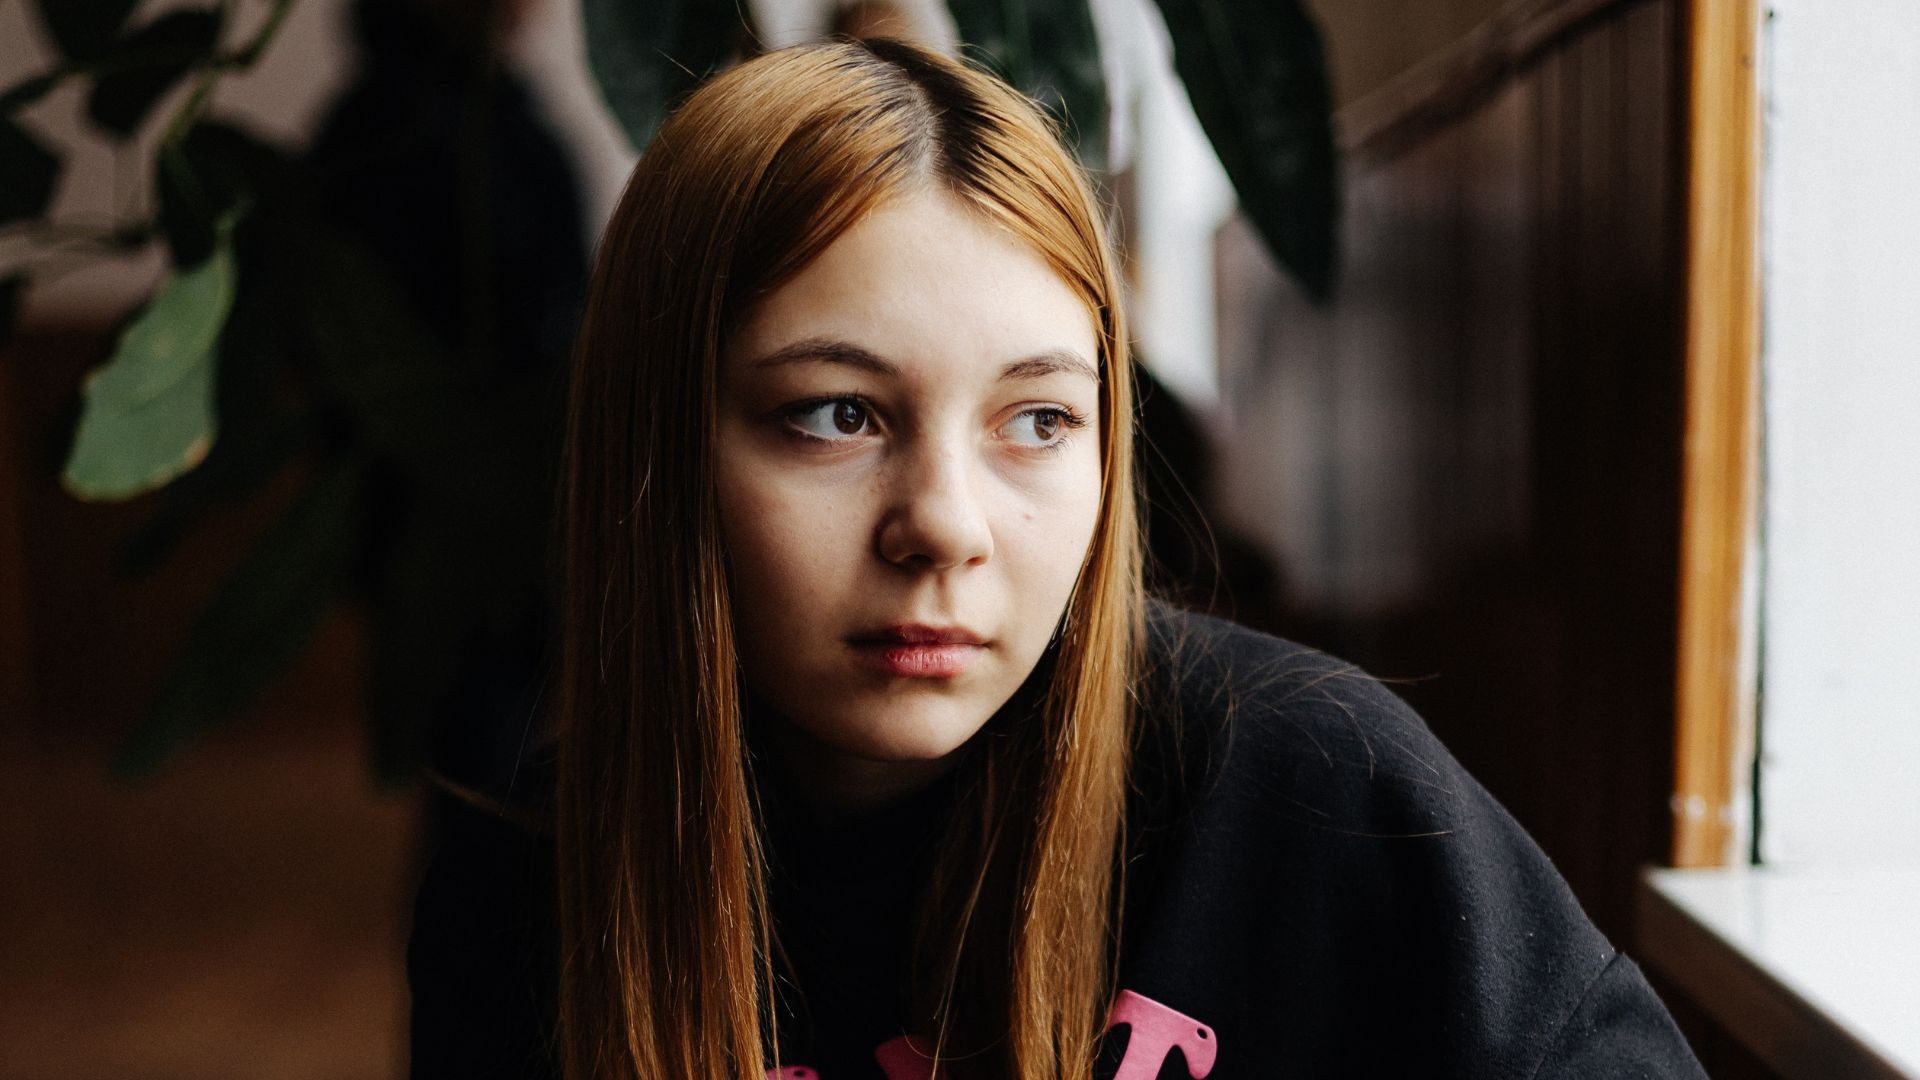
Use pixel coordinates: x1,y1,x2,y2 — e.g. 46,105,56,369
715,461,860,626
1004,454,1105,607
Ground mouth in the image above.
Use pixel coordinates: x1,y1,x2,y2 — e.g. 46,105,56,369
846,624,989,678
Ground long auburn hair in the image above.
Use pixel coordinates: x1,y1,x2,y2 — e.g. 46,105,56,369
554,35,1143,1079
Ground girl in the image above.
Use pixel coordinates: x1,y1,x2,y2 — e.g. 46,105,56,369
407,35,1708,1080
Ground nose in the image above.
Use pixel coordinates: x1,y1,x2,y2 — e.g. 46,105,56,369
875,439,994,571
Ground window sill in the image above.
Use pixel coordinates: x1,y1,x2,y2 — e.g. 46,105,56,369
1637,863,1920,1079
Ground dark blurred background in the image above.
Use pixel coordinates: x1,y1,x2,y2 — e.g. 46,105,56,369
0,0,1771,1076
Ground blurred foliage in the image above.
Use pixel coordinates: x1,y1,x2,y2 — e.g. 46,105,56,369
35,0,144,63
85,8,224,138
0,0,1335,783
0,113,63,223
1155,0,1337,299
582,0,1338,295
581,0,743,153
946,0,1110,172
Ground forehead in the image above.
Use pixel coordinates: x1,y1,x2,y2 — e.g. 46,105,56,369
722,189,1099,383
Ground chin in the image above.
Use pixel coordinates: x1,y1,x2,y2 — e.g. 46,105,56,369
823,703,987,763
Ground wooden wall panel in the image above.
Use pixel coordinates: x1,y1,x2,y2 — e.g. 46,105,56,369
1213,0,1687,943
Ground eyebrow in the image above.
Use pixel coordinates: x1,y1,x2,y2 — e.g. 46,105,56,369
750,337,1099,384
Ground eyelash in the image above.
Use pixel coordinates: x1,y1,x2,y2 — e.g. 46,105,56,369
780,395,1090,454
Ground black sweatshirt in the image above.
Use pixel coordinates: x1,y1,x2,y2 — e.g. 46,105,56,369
407,600,1708,1079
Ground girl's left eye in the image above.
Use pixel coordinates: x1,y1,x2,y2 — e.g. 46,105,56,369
1001,407,1088,450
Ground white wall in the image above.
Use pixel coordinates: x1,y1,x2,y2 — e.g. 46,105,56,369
1100,0,1236,412
1759,0,1920,866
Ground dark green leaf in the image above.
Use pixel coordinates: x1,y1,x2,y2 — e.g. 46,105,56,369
157,144,218,267
290,228,524,489
582,0,740,152
256,218,556,785
0,273,25,347
291,224,556,786
85,8,222,139
36,0,142,62
62,239,234,500
111,457,363,780
0,114,61,225
0,72,63,114
282,223,541,490
1151,0,1338,299
947,0,1110,171
293,232,451,447
155,125,266,269
179,121,285,208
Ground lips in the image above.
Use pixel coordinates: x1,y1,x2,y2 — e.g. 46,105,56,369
849,623,988,646
846,623,988,678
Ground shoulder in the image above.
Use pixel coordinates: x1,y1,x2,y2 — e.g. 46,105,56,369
1142,595,1424,741
409,737,558,946
1122,600,1706,1077
1137,596,1560,887
407,747,559,1078
1137,597,1466,839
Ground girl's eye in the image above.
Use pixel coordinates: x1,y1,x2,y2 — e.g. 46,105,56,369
1002,407,1087,450
786,398,872,442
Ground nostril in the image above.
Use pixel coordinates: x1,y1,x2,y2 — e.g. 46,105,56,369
1197,1028,1209,1039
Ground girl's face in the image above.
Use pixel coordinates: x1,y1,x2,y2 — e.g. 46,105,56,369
715,188,1105,808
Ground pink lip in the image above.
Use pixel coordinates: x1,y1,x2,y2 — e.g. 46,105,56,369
847,624,988,678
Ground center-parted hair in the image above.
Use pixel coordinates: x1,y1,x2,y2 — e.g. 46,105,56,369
555,36,1143,1078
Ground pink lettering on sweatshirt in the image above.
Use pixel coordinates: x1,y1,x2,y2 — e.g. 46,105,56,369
873,1034,934,1079
780,990,1214,1079
1106,989,1216,1079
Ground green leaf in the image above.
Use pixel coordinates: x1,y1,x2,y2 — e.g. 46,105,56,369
85,8,222,139
0,114,61,225
117,244,313,576
582,0,740,152
947,0,1110,171
62,239,235,501
36,0,142,62
1151,0,1338,299
111,457,363,780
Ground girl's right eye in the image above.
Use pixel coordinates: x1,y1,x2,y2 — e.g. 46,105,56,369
785,397,872,443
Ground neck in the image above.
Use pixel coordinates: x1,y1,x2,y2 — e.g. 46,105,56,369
749,710,962,826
